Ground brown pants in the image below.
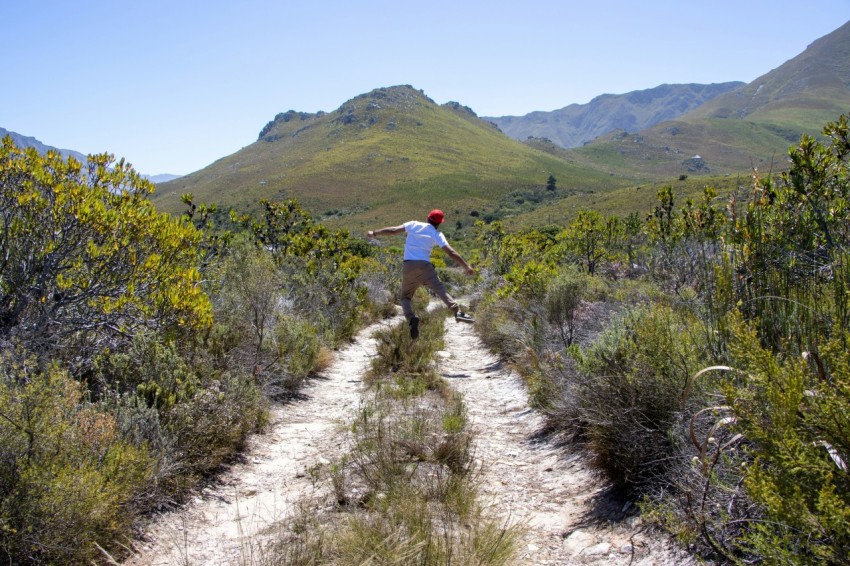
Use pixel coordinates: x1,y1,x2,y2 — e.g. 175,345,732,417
401,260,458,321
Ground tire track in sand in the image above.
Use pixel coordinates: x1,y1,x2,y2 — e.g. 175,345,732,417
126,317,400,566
440,318,694,565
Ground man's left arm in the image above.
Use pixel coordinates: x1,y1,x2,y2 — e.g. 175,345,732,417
442,244,475,275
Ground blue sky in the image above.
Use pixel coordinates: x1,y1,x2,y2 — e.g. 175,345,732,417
2,1,848,175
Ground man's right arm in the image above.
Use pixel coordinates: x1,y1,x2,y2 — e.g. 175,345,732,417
367,225,405,238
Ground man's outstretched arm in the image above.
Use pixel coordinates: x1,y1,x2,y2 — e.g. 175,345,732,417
367,225,405,238
442,244,475,275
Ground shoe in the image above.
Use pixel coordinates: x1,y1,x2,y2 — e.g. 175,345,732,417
455,310,474,323
409,316,420,339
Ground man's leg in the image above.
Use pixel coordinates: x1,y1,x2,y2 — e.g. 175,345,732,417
420,263,459,314
402,261,439,337
400,261,429,321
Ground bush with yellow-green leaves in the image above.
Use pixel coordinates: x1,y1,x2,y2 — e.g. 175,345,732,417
0,138,211,365
0,136,395,564
0,356,152,564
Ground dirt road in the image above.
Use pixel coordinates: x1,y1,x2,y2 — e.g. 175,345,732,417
127,314,691,565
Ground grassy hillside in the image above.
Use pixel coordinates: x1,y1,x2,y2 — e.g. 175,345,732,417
690,20,850,125
508,172,747,229
154,86,634,233
565,118,800,179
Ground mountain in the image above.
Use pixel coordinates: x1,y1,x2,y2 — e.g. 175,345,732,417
0,127,87,163
153,86,631,232
687,20,850,124
484,82,743,148
567,20,850,178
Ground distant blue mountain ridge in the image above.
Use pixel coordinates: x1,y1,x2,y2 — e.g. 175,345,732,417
484,82,745,148
0,127,180,183
1,127,88,163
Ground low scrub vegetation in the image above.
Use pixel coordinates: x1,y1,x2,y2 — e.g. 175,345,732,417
0,137,395,564
572,304,712,491
472,115,850,564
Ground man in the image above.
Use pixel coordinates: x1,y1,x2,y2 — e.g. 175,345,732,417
367,209,475,339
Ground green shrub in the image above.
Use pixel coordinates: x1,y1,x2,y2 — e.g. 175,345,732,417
576,304,711,490
559,209,610,274
0,357,152,564
234,198,371,347
724,318,850,563
95,332,266,498
0,139,211,372
167,371,266,478
208,240,330,396
280,255,364,346
728,116,850,351
545,267,591,348
96,331,199,408
473,295,526,361
214,236,283,367
357,253,402,320
274,314,321,383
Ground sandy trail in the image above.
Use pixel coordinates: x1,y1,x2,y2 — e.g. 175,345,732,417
441,319,691,565
126,316,401,566
127,313,690,565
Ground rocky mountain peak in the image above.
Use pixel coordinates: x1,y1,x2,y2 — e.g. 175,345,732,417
331,85,433,129
258,110,325,141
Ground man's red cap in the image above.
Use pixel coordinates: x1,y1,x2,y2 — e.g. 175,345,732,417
427,209,445,225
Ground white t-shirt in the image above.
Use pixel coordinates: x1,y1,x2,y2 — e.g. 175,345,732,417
403,221,448,261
